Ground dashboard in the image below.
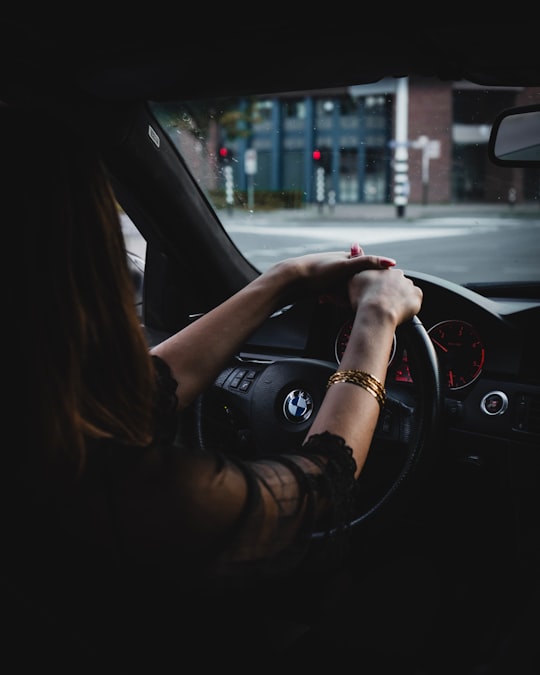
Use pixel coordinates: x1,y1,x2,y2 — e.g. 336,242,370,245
240,272,540,449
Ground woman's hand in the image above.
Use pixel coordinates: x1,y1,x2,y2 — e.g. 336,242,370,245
268,245,396,304
348,266,423,328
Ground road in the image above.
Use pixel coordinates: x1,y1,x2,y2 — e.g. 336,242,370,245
122,203,540,285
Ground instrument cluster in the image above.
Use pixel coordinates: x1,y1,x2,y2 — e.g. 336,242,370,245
335,317,485,391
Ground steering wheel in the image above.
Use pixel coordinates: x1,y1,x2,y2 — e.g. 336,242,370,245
195,314,442,534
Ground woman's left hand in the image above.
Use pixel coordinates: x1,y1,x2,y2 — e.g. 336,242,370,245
273,245,396,302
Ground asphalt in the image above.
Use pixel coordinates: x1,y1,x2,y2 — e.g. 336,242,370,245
123,201,539,259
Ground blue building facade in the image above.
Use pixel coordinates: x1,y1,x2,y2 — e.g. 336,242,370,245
225,81,395,205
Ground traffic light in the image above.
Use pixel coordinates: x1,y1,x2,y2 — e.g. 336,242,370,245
312,149,321,161
218,147,232,164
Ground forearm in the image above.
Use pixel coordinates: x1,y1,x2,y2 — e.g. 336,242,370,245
150,253,408,411
151,262,295,408
304,305,396,478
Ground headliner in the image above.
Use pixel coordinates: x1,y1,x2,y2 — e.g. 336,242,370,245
1,19,540,106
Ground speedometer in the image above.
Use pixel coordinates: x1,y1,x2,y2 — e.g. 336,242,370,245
427,320,485,390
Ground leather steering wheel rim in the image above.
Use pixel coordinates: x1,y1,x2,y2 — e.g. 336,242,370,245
195,315,442,535
334,314,442,534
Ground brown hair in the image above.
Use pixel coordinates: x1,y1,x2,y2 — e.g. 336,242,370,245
5,106,157,476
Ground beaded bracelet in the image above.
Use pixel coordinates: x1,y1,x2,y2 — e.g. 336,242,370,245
326,369,386,409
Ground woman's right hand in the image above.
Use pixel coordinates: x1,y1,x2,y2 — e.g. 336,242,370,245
347,267,423,328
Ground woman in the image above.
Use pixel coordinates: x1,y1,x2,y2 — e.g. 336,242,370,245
9,104,423,669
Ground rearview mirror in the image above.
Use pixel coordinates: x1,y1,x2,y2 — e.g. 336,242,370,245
488,104,540,167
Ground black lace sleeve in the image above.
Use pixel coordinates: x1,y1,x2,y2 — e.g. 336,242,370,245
297,431,357,538
139,356,358,575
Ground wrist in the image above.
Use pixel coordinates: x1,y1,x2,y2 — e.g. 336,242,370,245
255,259,300,308
263,258,306,300
353,299,399,335
354,300,399,332
340,309,396,377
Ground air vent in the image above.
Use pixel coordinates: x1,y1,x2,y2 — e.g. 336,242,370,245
514,392,540,436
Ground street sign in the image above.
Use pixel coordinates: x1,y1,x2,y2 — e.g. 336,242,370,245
426,140,441,159
245,148,257,175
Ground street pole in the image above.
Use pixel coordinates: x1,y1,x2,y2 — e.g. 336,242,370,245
244,148,257,212
417,134,429,205
393,77,409,218
224,165,234,215
316,166,325,213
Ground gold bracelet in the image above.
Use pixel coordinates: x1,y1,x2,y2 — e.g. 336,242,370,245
326,369,386,409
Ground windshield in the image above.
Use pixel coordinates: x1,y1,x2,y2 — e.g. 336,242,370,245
151,78,540,285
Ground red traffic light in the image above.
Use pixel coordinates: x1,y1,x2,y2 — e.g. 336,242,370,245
312,149,321,160
219,147,229,158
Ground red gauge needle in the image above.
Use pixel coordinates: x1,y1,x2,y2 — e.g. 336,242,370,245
431,338,449,353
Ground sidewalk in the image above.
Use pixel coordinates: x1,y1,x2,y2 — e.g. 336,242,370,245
268,201,540,222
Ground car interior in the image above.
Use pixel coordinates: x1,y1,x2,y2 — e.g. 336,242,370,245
3,17,539,674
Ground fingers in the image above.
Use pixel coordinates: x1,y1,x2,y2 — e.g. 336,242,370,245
349,242,363,257
373,255,396,268
349,242,395,268
349,253,397,269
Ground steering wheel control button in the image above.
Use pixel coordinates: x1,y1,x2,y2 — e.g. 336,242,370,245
226,367,258,392
283,389,314,424
480,391,508,416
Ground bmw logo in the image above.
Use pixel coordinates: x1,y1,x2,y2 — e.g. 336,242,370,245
283,389,314,424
